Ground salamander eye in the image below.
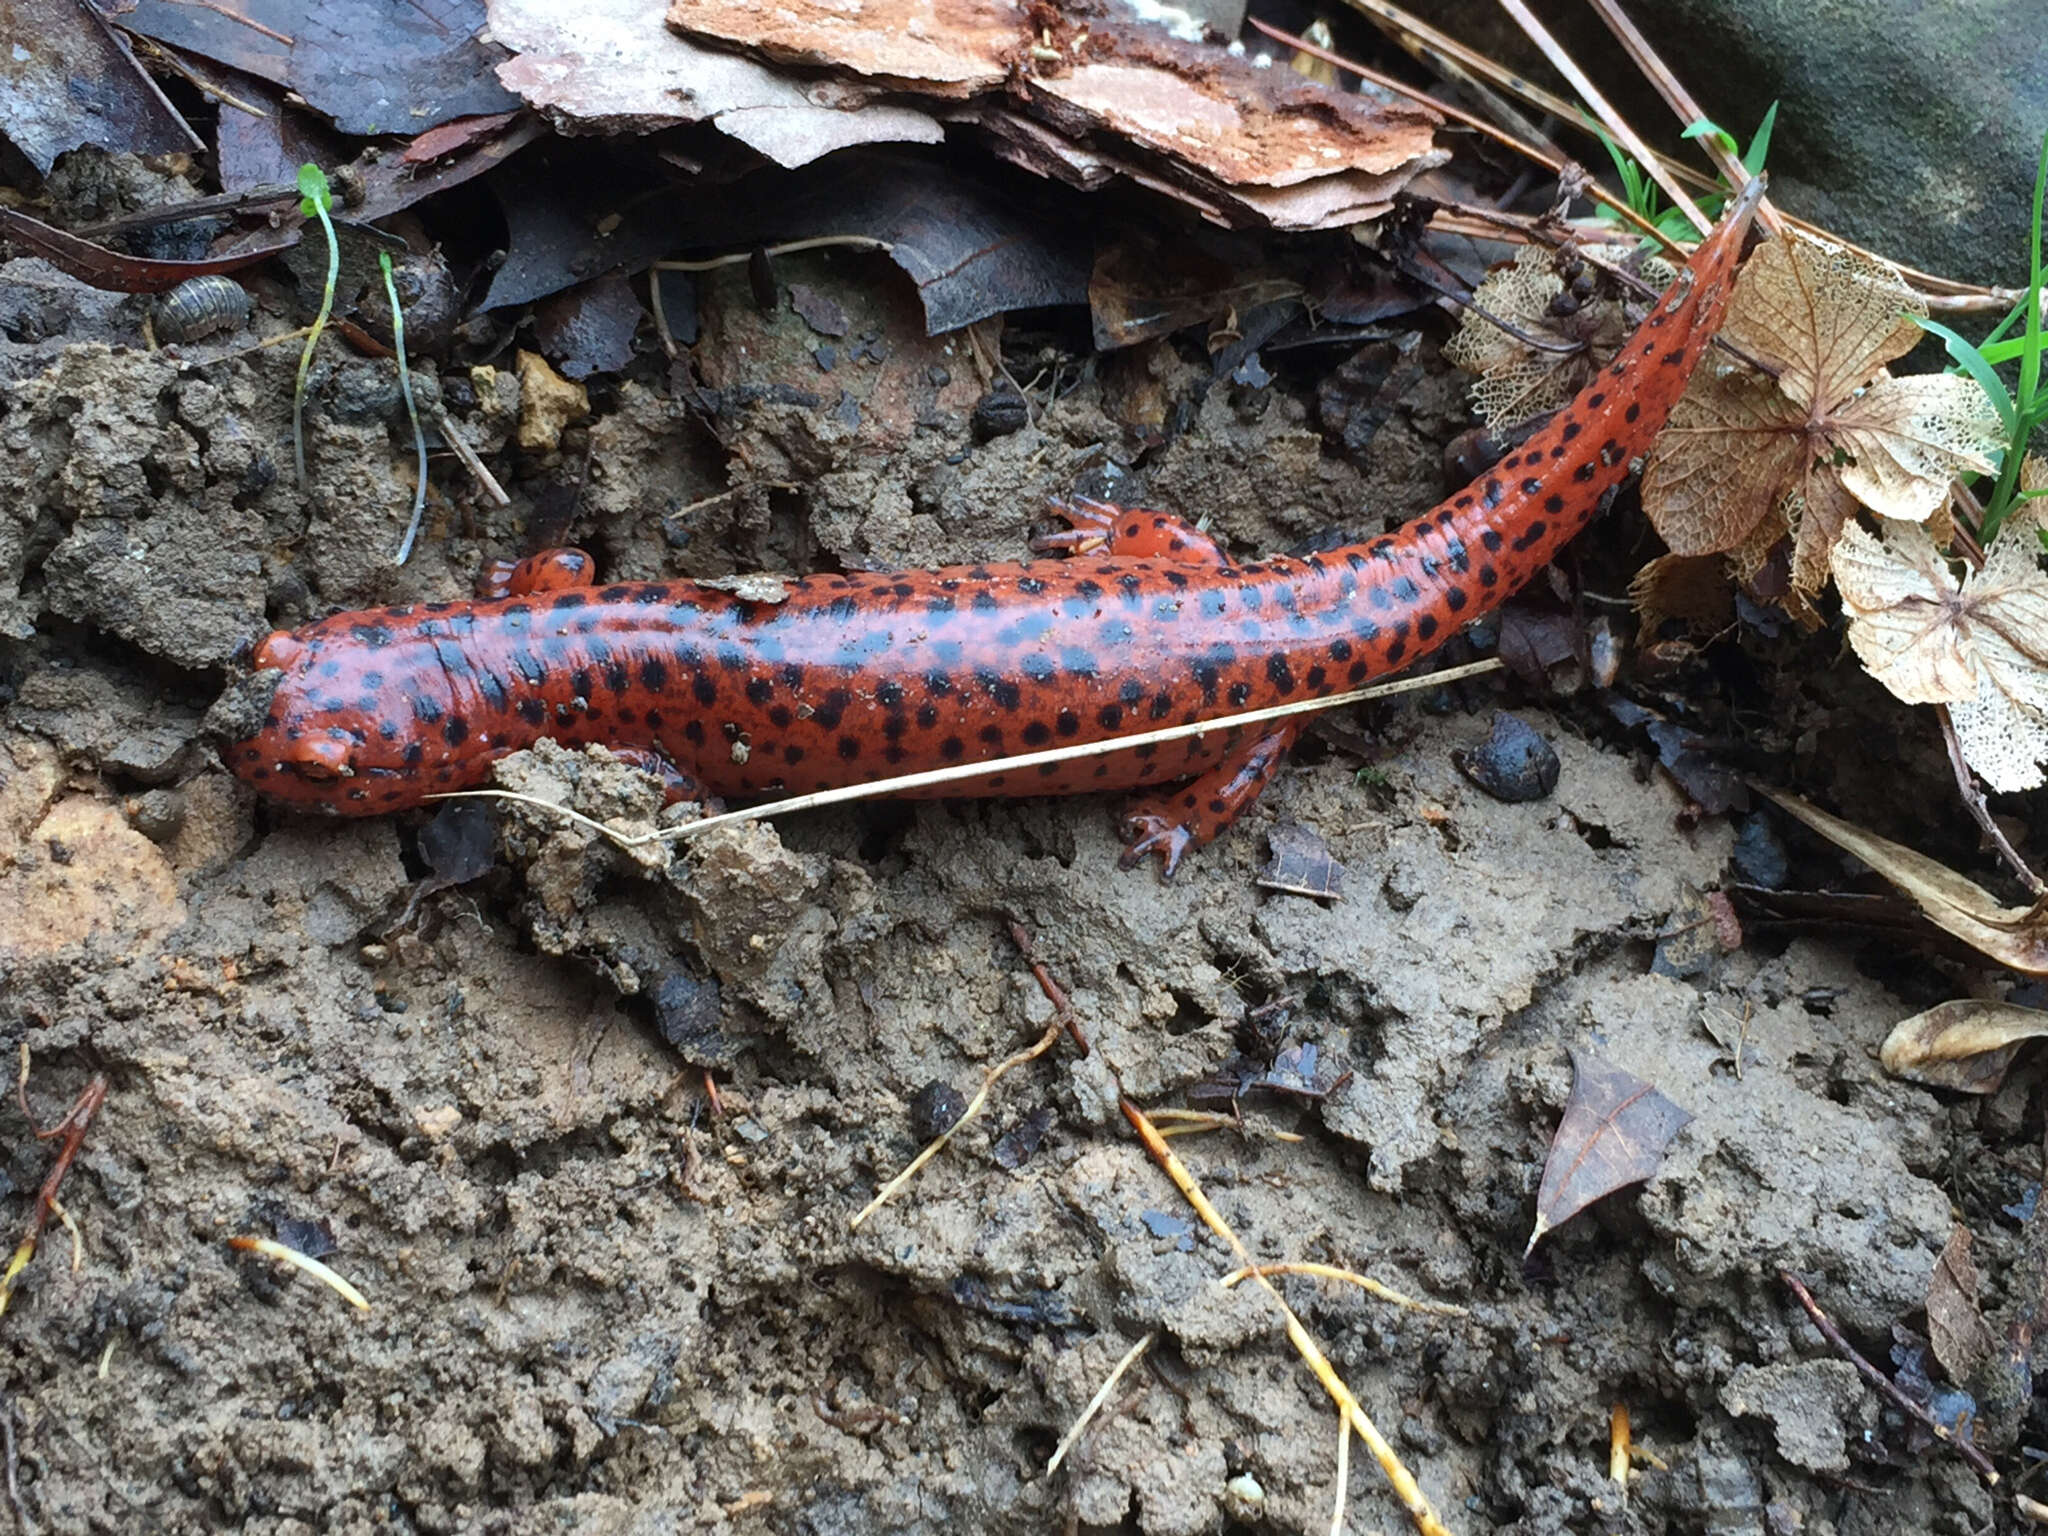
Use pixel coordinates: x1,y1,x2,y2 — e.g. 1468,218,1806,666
294,735,354,780
250,633,303,671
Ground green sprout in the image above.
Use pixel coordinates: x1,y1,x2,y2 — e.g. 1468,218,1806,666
1914,129,2048,545
1597,104,1777,248
382,251,429,564
293,163,339,491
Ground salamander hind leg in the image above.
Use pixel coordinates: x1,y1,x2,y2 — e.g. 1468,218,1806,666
605,746,722,811
1119,725,1298,877
478,548,598,599
1034,497,1231,567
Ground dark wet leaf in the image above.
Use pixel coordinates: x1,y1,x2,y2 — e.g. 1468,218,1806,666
1495,607,1583,690
1258,822,1344,901
1,0,200,172
403,111,523,164
991,1107,1052,1171
120,0,520,136
1927,1225,1996,1382
1527,1048,1692,1256
1455,713,1560,803
273,1214,337,1260
653,970,729,1067
908,1080,967,1142
1088,235,1300,352
951,1274,1073,1328
1315,339,1414,464
789,284,850,338
534,273,644,380
1732,814,1791,888
418,804,496,887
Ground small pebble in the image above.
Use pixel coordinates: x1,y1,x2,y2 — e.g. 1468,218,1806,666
970,384,1029,442
909,1080,968,1141
1454,712,1560,802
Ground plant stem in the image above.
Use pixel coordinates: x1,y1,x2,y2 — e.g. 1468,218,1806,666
293,194,339,491
382,251,429,564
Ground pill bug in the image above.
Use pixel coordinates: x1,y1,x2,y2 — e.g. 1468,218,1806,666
153,276,252,345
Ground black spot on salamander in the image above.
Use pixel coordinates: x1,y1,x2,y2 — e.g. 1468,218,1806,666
1482,479,1504,509
883,715,909,741
348,622,395,648
640,659,668,692
1520,478,1542,496
971,590,999,613
1446,538,1470,573
784,744,806,764
1021,720,1052,746
1545,493,1566,514
916,703,940,729
378,719,399,740
876,680,904,708
941,736,965,759
1416,615,1439,641
1625,402,1641,423
1385,638,1407,665
1662,347,1687,366
1018,577,1046,595
837,736,861,759
1266,656,1296,694
979,726,1005,748
1150,692,1174,720
814,689,852,729
692,676,718,707
1163,570,1188,589
551,593,586,611
443,717,469,746
1304,665,1328,691
925,671,953,697
1511,521,1549,552
599,662,628,695
891,582,916,598
768,705,793,729
1480,565,1500,587
1502,455,1521,470
1588,392,1606,409
992,680,1022,711
1329,638,1353,662
1075,579,1104,601
1021,653,1056,684
745,678,772,705
403,742,425,767
1098,704,1126,729
1347,661,1369,683
1562,421,1582,441
1446,586,1469,612
410,695,444,725
517,698,546,725
1056,710,1080,737
684,720,705,745
1480,529,1505,553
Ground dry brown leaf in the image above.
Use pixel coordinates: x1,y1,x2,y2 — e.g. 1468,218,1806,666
1643,234,2002,595
1881,999,2048,1094
1831,510,2048,789
1927,1224,1997,1383
1758,786,2048,973
1526,1048,1691,1257
1630,553,1736,637
1443,246,1628,430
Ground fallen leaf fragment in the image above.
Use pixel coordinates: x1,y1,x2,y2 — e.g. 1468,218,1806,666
1880,1000,2048,1094
1443,244,1628,430
1832,511,2048,791
1643,234,2002,594
1757,786,2048,974
1926,1224,1997,1382
1527,1048,1692,1257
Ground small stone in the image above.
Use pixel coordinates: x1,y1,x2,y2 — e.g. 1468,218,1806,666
909,1080,968,1141
514,348,589,451
1454,712,1561,802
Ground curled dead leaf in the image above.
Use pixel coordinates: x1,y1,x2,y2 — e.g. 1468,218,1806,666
1758,786,2048,974
1831,511,2048,790
1880,1000,2048,1094
1926,1225,1996,1385
1642,234,2002,596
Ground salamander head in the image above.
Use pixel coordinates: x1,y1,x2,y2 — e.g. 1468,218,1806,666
216,622,462,814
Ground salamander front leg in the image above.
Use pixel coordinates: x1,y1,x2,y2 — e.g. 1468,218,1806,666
1119,725,1298,877
606,746,721,811
1034,497,1232,568
478,548,598,599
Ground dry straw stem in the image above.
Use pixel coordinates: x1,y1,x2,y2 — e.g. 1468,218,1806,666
1046,1330,1157,1475
1221,1261,1469,1317
430,658,1507,852
1145,1107,1305,1143
1122,1099,1454,1536
849,1011,1069,1229
227,1235,371,1312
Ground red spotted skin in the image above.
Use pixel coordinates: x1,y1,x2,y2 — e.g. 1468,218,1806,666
227,184,1763,871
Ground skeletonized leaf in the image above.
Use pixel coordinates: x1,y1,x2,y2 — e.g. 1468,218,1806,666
1721,234,1924,413
1881,999,2048,1093
1758,786,2048,973
1831,510,2048,789
1835,372,2002,521
1630,551,1736,637
1926,1224,1996,1382
1527,1048,1692,1257
1443,245,1629,431
1642,231,2001,598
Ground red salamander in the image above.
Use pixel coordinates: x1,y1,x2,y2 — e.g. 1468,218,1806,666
225,181,1764,873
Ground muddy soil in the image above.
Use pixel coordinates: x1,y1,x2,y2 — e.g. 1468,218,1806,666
1,184,2039,1536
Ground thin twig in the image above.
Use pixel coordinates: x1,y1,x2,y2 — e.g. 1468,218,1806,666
1779,1269,2000,1486
1936,705,2046,895
429,410,510,506
1046,1331,1157,1474
1,1390,29,1536
2,1063,109,1320
1221,1262,1468,1317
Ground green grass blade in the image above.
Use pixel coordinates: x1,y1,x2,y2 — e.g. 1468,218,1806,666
1741,102,1779,176
1916,316,2019,437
